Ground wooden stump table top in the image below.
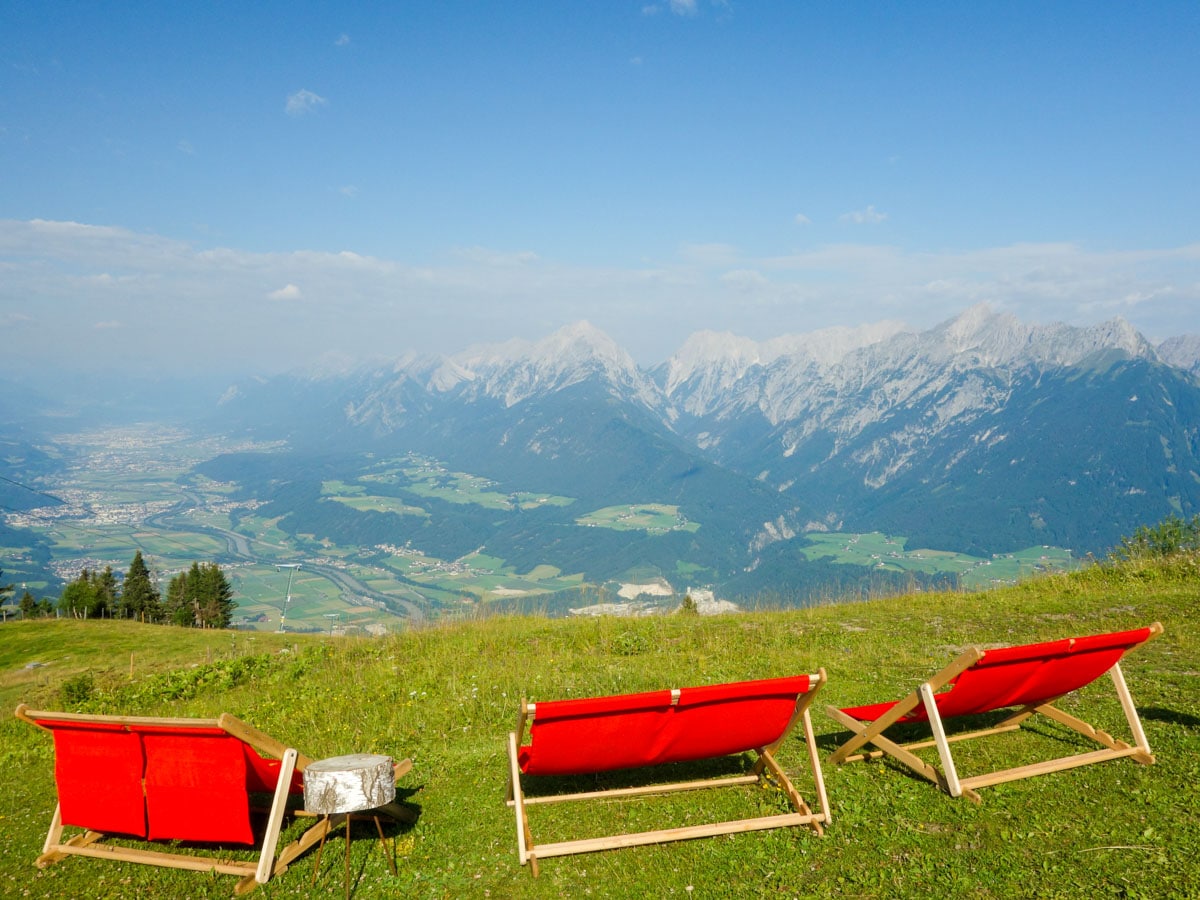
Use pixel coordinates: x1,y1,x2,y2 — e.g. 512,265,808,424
303,753,396,815
302,753,399,897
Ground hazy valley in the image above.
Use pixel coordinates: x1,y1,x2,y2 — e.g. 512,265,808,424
3,305,1198,632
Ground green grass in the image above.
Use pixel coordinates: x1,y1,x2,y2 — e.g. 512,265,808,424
575,504,700,534
800,531,1078,588
1,553,1197,898
361,455,574,511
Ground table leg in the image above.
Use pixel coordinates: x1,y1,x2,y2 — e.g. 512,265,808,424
345,819,352,900
311,815,330,886
373,815,398,876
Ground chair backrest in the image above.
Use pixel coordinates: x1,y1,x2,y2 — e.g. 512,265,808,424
931,625,1156,720
518,674,816,776
27,712,302,845
47,718,150,837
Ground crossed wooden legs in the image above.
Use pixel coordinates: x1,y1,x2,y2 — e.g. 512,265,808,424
827,663,1154,804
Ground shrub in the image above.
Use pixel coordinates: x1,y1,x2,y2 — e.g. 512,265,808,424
1112,514,1200,561
60,673,95,707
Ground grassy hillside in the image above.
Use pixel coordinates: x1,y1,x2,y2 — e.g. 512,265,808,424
1,554,1197,898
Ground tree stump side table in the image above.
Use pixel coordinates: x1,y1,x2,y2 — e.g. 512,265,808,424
303,753,398,898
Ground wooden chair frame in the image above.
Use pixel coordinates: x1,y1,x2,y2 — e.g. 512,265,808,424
505,672,830,876
826,623,1162,804
16,705,412,895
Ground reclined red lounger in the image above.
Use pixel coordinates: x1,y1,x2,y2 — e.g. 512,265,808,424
826,623,1162,803
506,672,830,876
16,705,412,895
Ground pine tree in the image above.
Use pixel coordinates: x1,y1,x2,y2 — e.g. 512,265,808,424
95,566,119,613
164,566,196,627
120,551,161,621
19,590,37,618
163,562,236,628
196,562,236,628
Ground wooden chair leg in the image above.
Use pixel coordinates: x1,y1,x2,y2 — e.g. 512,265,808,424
1111,662,1154,763
255,747,298,884
920,683,963,798
507,733,536,872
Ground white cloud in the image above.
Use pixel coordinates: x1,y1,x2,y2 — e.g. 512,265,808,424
642,0,697,15
339,185,359,198
268,283,302,300
1,218,1197,375
840,205,887,225
335,33,350,47
678,242,740,266
286,89,327,117
177,139,195,155
721,269,769,289
93,320,122,330
794,213,811,226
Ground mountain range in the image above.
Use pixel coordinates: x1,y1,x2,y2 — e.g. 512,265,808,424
203,304,1200,599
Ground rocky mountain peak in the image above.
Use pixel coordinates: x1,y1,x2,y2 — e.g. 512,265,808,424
1157,334,1200,374
662,331,764,397
445,321,654,408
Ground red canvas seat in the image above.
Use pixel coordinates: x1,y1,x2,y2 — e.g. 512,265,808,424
826,624,1162,803
16,706,401,895
506,672,830,876
49,721,148,838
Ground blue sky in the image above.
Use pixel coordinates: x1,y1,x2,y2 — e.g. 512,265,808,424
2,1,1197,376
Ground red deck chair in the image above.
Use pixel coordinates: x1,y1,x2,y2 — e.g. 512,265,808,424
826,623,1162,803
505,672,830,876
15,706,375,895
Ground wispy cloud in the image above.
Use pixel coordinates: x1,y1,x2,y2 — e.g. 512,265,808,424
339,185,359,198
268,283,302,300
285,89,327,117
335,33,350,47
794,213,811,226
93,320,122,330
642,0,698,15
678,242,740,266
840,205,887,225
1,219,1196,374
177,139,195,155
721,268,769,289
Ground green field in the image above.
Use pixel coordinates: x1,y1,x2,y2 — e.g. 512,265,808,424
800,532,1077,588
376,547,585,603
576,503,700,534
321,480,429,517
361,455,575,511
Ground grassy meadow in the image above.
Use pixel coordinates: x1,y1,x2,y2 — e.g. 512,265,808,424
799,531,1078,590
1,553,1197,898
